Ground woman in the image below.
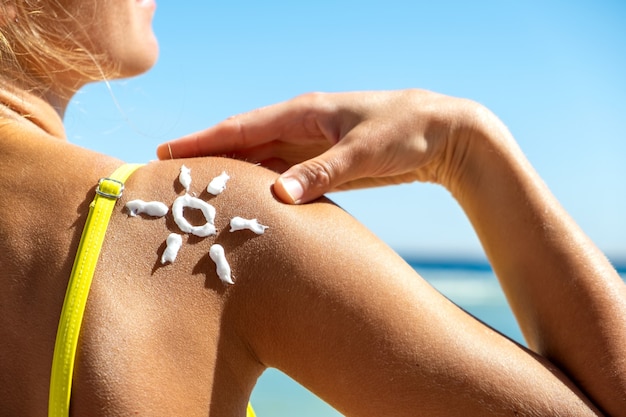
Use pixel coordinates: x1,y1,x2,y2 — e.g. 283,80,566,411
0,2,623,417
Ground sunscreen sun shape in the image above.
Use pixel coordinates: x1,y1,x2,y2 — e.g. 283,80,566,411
161,233,183,264
209,244,234,284
172,194,217,237
179,165,192,192
230,216,269,235
125,200,169,217
207,171,230,195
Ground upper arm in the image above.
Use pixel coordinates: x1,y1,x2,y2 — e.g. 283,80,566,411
103,157,599,416
196,164,599,416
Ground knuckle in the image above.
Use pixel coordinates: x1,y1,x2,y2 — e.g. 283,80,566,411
301,158,335,191
293,91,330,116
223,114,248,148
294,91,326,105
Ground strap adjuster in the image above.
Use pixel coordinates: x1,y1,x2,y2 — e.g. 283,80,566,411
95,177,125,199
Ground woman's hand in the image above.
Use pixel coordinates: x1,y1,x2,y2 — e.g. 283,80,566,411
157,89,482,204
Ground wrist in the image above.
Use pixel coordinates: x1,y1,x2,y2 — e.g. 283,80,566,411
441,101,524,200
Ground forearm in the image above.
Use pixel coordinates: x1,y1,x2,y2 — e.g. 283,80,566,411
447,106,626,414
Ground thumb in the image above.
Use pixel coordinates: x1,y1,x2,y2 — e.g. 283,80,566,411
273,148,353,204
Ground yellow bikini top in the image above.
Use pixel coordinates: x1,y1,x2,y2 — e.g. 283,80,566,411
48,164,256,417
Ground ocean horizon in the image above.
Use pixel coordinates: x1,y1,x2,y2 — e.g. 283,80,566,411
400,254,626,274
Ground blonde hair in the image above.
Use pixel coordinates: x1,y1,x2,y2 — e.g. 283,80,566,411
0,1,116,97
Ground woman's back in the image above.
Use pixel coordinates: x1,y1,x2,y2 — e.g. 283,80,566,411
0,115,292,415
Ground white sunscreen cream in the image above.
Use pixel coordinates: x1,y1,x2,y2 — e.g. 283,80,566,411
209,244,234,285
230,216,269,235
125,200,169,217
172,194,217,237
179,165,192,192
207,171,230,195
161,233,183,264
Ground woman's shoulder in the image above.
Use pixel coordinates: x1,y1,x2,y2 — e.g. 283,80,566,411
68,157,284,414
75,156,367,414
102,156,285,290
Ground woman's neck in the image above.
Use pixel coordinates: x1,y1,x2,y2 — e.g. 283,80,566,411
0,84,67,140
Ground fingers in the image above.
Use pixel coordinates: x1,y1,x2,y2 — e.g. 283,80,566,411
156,133,199,159
156,118,247,160
157,96,324,160
274,142,356,204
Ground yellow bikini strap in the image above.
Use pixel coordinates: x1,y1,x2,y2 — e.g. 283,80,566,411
49,163,257,417
49,163,144,417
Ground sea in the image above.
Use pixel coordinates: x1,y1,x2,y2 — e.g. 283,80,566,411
249,257,626,417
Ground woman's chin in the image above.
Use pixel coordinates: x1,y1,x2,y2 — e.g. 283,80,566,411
118,39,160,78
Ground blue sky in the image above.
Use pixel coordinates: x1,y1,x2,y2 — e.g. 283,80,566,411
64,0,626,260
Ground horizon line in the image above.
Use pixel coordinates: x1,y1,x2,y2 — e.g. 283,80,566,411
401,254,626,274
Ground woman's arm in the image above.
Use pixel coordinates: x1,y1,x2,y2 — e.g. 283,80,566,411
158,89,626,414
109,157,602,416
231,183,601,416
446,107,626,416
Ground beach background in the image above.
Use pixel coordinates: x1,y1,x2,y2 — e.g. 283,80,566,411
65,1,625,261
62,1,625,415
248,261,626,416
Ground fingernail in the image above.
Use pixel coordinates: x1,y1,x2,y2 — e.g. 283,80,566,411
279,177,304,204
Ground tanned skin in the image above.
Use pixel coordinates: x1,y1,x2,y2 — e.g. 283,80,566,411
0,91,608,416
